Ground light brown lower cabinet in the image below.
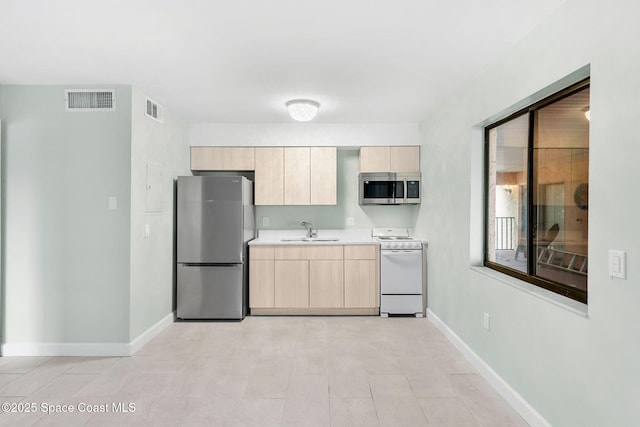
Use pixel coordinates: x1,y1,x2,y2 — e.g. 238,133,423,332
249,260,275,308
274,260,309,308
309,260,344,308
249,244,379,315
344,244,379,308
344,260,377,307
249,246,275,308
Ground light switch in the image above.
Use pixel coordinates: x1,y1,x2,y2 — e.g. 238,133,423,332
608,250,626,279
108,196,118,210
262,216,270,226
145,224,151,238
483,313,490,331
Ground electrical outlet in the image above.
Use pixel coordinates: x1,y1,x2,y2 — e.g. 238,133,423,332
483,313,490,331
144,224,151,238
262,216,270,227
345,217,355,227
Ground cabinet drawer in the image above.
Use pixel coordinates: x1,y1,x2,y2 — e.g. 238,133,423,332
344,245,378,260
307,245,343,260
274,246,308,260
250,246,275,260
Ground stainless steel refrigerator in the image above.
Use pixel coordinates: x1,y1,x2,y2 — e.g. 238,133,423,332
176,176,255,320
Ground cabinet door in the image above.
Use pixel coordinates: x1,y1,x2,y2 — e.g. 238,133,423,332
191,147,225,170
390,146,420,173
359,146,390,172
274,260,309,308
249,246,275,308
284,147,311,205
344,260,378,308
310,147,337,205
249,260,275,308
223,147,255,170
255,147,284,205
309,260,344,308
190,147,255,171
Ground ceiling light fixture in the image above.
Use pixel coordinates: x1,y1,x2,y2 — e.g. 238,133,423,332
286,99,320,122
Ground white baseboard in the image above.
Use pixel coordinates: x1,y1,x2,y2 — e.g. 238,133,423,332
129,312,174,355
1,312,174,357
1,342,131,357
427,309,551,427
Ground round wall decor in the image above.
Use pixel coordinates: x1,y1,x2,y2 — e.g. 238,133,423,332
573,183,588,210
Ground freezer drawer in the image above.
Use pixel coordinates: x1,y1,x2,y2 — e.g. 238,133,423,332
177,264,246,320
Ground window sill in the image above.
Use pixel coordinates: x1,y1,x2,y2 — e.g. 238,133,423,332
469,266,588,318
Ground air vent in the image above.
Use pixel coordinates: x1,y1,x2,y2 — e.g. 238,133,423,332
65,89,116,112
145,98,164,123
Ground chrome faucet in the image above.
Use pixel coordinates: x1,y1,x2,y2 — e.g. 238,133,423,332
301,221,316,238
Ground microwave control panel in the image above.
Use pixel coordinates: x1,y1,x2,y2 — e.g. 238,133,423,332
406,180,420,199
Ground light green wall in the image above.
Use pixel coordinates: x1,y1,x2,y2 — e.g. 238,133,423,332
129,87,190,340
414,1,640,425
256,149,419,231
2,85,132,344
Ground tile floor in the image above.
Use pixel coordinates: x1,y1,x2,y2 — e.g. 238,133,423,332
0,316,528,426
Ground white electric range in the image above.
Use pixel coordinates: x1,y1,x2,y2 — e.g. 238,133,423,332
373,228,424,317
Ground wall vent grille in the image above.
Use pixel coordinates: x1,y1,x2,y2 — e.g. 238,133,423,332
65,89,116,112
145,98,164,123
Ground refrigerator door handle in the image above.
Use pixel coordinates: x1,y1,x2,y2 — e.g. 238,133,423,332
181,263,241,267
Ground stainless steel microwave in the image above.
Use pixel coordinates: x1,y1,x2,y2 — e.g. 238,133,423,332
359,172,421,205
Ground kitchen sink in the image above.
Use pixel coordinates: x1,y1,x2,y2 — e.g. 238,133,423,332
280,237,340,242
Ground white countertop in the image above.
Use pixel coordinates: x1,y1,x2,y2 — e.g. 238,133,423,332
249,229,378,245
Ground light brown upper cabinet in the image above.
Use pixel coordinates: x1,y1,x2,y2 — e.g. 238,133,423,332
284,147,311,205
191,145,337,205
261,146,336,206
359,146,420,173
190,146,255,171
255,147,284,205
310,147,337,205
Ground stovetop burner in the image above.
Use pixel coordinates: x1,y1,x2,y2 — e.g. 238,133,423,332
375,236,413,241
372,228,421,245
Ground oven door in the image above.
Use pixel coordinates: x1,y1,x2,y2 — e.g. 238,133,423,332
359,173,404,205
380,249,423,294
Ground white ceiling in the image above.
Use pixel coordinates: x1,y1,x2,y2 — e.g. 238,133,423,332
0,0,566,124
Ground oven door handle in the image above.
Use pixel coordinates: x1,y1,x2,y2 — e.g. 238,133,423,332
381,250,421,256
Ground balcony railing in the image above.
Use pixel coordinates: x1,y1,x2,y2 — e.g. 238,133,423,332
495,217,515,250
